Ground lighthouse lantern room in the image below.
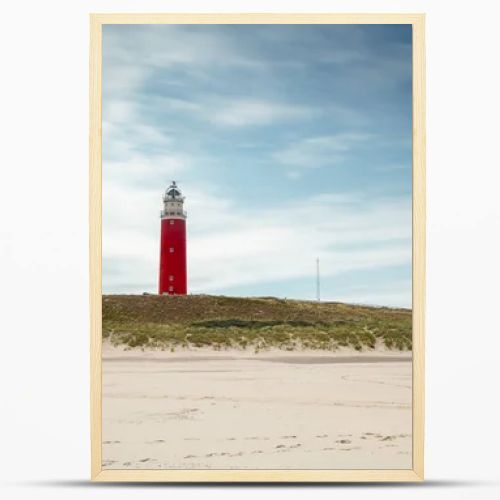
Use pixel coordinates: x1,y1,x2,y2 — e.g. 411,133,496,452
158,181,187,295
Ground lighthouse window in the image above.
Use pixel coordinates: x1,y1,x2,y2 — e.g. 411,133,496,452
168,285,174,292
169,275,174,281
169,247,174,253
170,220,174,225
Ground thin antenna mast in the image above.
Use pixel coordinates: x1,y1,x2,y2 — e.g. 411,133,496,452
316,257,320,301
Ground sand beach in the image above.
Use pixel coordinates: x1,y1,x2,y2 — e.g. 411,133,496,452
102,343,412,470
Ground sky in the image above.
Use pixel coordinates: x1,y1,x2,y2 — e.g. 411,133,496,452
102,24,413,307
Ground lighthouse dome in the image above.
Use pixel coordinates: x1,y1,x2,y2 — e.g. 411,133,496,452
164,181,184,200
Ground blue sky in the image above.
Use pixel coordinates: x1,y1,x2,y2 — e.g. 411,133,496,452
102,24,412,307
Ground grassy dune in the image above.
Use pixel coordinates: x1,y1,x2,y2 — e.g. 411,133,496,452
102,294,412,352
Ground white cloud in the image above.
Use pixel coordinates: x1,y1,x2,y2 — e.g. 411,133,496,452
103,64,150,98
104,154,189,190
148,96,318,128
206,99,317,127
187,193,410,292
273,133,372,169
103,120,177,161
103,25,267,87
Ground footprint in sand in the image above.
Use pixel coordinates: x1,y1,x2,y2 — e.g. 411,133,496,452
276,444,300,453
336,439,351,444
280,435,297,439
363,433,383,439
316,434,328,438
206,452,230,458
381,435,397,441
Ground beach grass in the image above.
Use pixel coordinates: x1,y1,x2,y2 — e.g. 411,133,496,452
102,294,412,352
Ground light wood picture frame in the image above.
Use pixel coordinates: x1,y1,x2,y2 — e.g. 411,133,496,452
90,13,425,482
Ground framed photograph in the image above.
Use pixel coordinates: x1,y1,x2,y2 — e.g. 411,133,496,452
90,13,425,482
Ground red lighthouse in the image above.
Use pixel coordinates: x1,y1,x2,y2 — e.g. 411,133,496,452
158,181,187,295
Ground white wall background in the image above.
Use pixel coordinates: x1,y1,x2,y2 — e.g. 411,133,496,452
1,1,499,499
